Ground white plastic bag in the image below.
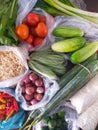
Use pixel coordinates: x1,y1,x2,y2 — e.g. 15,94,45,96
0,46,29,87
49,16,98,44
16,0,54,51
26,8,54,51
16,0,38,26
15,71,59,111
71,0,87,10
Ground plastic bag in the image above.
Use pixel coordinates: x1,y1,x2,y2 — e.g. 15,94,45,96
0,46,29,87
0,88,25,130
16,0,54,51
49,16,98,44
17,7,54,51
71,0,87,10
32,101,78,130
16,0,38,26
15,71,59,111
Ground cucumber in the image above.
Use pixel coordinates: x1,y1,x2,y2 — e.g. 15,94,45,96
52,26,84,38
30,60,98,126
71,42,98,64
51,37,86,52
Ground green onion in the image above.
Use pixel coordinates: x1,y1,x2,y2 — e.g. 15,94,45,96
43,0,98,27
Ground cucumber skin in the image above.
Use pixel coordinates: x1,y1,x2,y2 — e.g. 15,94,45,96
71,42,98,64
51,37,86,52
52,26,84,38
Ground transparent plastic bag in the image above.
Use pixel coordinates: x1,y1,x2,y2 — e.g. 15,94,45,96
23,8,54,52
16,0,38,26
49,16,98,44
32,101,79,130
16,0,54,51
0,88,25,130
0,46,29,87
15,71,59,111
71,0,87,10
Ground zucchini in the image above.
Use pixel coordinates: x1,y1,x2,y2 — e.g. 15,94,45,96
71,42,98,64
29,60,98,127
29,48,66,76
51,37,86,52
28,60,57,80
52,26,84,38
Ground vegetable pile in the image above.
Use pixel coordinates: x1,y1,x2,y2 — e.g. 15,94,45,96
15,12,48,48
35,0,98,27
1,0,98,130
41,112,68,130
0,91,19,121
28,48,66,79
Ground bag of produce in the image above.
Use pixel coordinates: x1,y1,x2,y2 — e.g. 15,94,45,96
15,71,59,111
16,0,54,51
0,46,29,87
0,88,25,130
33,111,68,130
70,74,98,130
49,16,98,44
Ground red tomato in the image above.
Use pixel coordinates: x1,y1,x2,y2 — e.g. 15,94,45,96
26,13,40,26
30,27,37,37
33,37,43,47
35,22,48,38
15,24,29,40
25,34,34,44
39,15,46,24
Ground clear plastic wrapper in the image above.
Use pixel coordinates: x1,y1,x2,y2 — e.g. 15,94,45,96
26,8,54,51
70,74,98,130
77,100,98,130
32,101,79,130
49,16,98,44
16,0,38,26
16,0,54,51
0,88,25,130
15,71,59,111
71,0,87,10
0,46,29,87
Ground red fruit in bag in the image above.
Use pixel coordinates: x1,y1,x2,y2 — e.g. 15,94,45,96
15,24,29,40
35,22,48,38
26,13,40,26
33,37,43,47
25,34,34,45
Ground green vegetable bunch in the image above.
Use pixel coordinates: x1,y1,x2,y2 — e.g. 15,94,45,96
35,0,98,27
0,0,18,46
41,112,68,130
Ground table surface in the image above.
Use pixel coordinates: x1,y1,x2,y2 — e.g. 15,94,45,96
85,0,98,12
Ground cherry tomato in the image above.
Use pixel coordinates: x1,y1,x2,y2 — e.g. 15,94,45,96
22,20,30,26
35,22,48,38
30,27,37,37
33,37,43,47
15,24,29,40
26,13,40,26
39,15,46,24
25,34,34,44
